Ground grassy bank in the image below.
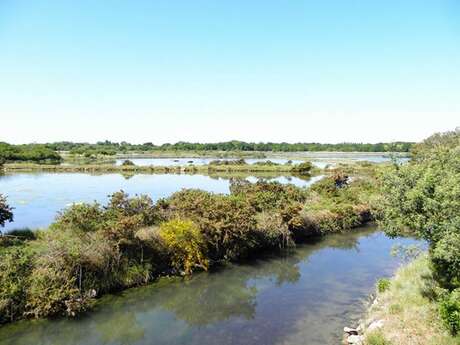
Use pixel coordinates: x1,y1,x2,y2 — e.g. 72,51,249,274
363,255,460,345
0,168,378,325
2,161,315,174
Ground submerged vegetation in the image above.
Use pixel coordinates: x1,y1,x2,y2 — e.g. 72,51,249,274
0,165,378,324
375,128,460,339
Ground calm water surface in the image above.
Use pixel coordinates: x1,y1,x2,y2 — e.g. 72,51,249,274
0,227,420,345
114,155,407,168
0,173,322,231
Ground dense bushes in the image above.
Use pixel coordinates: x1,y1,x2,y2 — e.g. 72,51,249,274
45,140,413,153
439,289,460,335
0,142,62,164
159,219,208,274
0,171,377,324
291,161,313,175
379,129,460,334
0,194,14,230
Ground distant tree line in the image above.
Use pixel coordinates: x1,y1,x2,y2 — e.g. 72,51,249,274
43,140,413,155
0,143,62,164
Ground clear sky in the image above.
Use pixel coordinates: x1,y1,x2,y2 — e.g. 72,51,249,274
1,1,459,144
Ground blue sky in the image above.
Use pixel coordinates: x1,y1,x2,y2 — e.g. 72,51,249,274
1,1,459,144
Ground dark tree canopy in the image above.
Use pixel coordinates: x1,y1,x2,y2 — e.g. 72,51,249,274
0,194,13,228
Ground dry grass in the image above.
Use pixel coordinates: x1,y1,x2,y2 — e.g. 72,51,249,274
365,255,460,345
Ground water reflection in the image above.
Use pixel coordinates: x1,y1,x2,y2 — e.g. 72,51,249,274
0,227,421,345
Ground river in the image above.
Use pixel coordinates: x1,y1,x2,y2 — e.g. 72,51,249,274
0,226,419,345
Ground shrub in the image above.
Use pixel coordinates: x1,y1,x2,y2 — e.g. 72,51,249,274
160,189,257,260
291,161,313,175
439,289,460,335
0,194,14,229
229,180,307,212
254,211,293,249
0,245,34,323
159,219,208,275
121,159,135,166
377,278,391,293
51,203,105,233
431,231,460,290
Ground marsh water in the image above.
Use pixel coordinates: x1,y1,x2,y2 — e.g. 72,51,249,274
0,227,420,345
0,172,322,232
114,154,407,168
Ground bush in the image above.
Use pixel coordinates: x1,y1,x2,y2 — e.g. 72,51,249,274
229,180,307,212
160,189,257,261
0,194,14,229
377,278,391,293
439,289,460,335
0,245,34,323
121,159,135,166
159,219,208,274
431,232,460,290
291,161,313,175
254,211,293,249
51,203,105,233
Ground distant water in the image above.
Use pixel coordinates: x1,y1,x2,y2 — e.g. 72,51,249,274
114,154,408,168
0,227,422,345
0,173,322,231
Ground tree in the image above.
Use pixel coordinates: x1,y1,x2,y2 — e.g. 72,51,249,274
0,194,13,229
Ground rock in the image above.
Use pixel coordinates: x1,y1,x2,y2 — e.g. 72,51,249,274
347,334,364,344
344,327,358,335
368,319,384,332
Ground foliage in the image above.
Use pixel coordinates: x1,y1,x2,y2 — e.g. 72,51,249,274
43,140,413,153
291,161,313,175
159,219,208,274
0,142,62,164
379,129,460,334
0,246,34,323
430,232,460,290
0,194,14,229
377,278,391,293
121,159,135,166
0,167,379,324
439,289,460,335
159,189,257,261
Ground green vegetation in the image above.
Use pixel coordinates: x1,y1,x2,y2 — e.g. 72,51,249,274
378,129,460,337
44,140,413,153
0,143,62,164
365,331,393,345
0,195,14,231
365,256,460,345
377,278,391,293
2,161,316,175
0,166,379,324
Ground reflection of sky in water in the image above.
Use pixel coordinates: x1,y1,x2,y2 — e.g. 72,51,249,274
114,155,409,168
0,228,422,345
115,157,305,166
0,173,320,231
